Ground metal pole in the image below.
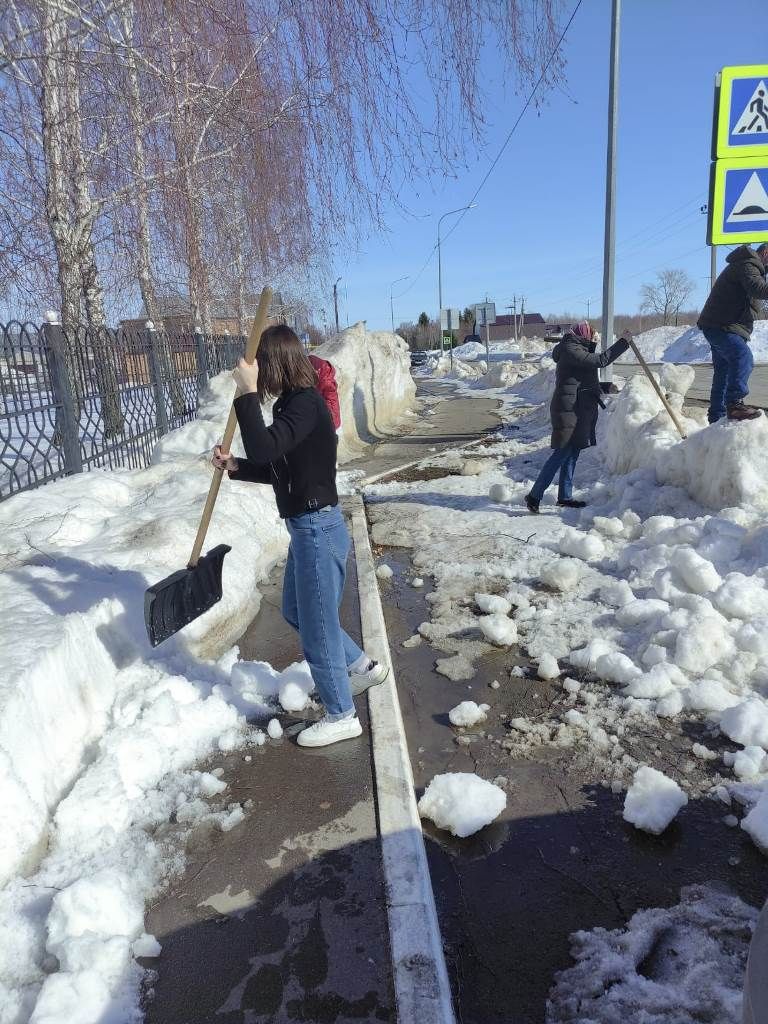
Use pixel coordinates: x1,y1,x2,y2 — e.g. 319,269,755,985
389,276,408,334
437,204,478,356
601,0,621,379
710,245,717,291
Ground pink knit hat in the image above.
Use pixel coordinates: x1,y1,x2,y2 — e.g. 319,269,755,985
573,321,593,340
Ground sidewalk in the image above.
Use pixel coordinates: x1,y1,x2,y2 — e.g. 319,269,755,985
142,386,499,1023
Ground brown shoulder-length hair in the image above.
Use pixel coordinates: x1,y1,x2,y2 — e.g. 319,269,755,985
256,324,317,401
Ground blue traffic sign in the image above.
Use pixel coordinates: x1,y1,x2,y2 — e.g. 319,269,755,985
716,65,768,159
710,159,768,245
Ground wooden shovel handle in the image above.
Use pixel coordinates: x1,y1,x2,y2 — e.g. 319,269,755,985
188,286,273,567
627,338,687,440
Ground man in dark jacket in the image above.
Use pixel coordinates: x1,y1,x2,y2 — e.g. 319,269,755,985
698,242,768,422
525,322,630,514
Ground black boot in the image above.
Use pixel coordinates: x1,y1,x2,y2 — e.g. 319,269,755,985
524,493,540,514
557,498,587,508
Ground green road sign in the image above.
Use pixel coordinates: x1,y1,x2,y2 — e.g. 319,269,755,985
716,65,768,160
709,157,768,245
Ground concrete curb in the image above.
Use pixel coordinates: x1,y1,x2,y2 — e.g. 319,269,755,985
349,495,456,1024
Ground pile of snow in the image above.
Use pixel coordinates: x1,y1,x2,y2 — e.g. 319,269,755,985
418,772,507,837
597,370,768,511
623,766,688,834
547,885,759,1023
448,701,489,728
479,613,517,646
315,321,416,458
616,321,768,365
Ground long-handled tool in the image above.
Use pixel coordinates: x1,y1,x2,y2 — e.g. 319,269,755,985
626,337,687,440
145,286,273,646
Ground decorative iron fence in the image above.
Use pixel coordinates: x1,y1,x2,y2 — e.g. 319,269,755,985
0,320,245,501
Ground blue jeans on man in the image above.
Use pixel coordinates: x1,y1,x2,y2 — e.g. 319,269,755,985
282,505,361,720
701,327,754,423
529,442,581,503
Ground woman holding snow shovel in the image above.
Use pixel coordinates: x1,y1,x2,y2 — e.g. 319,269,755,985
525,321,630,514
212,325,387,748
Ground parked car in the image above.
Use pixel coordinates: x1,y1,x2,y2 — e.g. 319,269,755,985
410,351,428,367
462,334,482,345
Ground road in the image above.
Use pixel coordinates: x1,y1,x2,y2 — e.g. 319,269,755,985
615,361,768,408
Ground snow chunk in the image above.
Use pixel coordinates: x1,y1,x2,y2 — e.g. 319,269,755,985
267,718,283,740
623,663,683,700
418,773,506,837
591,516,625,538
412,577,424,588
595,651,642,685
684,678,741,714
475,592,512,615
133,933,162,958
448,701,489,728
742,790,768,853
670,547,721,594
488,483,513,503
616,598,669,627
558,527,606,562
479,614,517,647
714,572,768,619
655,691,684,718
599,579,634,608
537,654,560,680
719,699,768,748
376,563,394,581
569,639,614,672
732,746,768,780
623,765,688,834
540,559,583,592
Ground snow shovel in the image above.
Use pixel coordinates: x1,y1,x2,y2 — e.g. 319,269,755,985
144,286,273,647
626,338,687,440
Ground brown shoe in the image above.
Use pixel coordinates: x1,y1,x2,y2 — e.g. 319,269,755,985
727,402,762,421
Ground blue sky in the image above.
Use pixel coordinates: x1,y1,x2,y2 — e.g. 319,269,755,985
333,0,768,331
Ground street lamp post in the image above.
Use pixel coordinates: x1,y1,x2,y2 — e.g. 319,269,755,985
390,275,409,333
333,277,341,335
600,0,621,380
437,203,477,353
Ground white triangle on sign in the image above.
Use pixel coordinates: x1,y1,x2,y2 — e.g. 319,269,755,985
732,80,768,136
727,171,768,223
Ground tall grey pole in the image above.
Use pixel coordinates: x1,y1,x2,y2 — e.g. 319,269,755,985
710,246,717,292
333,277,341,334
601,0,621,377
389,275,408,334
437,203,477,356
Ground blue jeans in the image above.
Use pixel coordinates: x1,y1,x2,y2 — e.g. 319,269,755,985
702,327,753,422
530,443,581,502
282,505,361,720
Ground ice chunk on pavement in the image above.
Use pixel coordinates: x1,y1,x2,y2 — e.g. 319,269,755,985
479,614,517,647
418,773,507,837
616,598,669,627
133,933,162,958
655,690,684,718
623,765,688,834
412,577,424,588
475,592,512,615
449,701,490,728
376,563,394,580
742,789,768,853
672,613,734,674
595,651,641,685
670,547,721,594
623,663,684,700
599,579,634,607
537,654,560,680
736,618,768,658
267,718,283,740
488,483,513,503
540,559,583,592
569,638,614,671
558,527,606,561
733,746,768,780
719,699,768,748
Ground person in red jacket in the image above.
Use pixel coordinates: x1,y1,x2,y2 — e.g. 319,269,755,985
309,355,341,431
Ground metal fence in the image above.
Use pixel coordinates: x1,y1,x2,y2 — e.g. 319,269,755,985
0,320,245,501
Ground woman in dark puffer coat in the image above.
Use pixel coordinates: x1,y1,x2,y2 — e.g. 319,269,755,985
525,322,630,513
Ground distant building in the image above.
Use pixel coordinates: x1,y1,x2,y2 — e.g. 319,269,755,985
462,312,551,342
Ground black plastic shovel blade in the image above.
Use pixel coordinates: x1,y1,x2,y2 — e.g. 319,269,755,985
144,544,231,647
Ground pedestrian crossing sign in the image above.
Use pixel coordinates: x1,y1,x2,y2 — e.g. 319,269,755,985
709,159,768,244
716,65,768,159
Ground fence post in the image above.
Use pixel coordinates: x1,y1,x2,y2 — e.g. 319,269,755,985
145,320,169,435
43,311,83,476
193,330,208,401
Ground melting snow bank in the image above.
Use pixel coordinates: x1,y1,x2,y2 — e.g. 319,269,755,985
314,322,416,459
546,884,758,1023
616,320,768,365
0,320,407,1023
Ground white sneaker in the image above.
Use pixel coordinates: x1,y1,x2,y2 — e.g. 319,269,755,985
350,659,390,695
297,715,363,748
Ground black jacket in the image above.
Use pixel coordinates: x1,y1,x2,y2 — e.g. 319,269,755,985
549,334,629,450
698,245,768,341
229,387,338,518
